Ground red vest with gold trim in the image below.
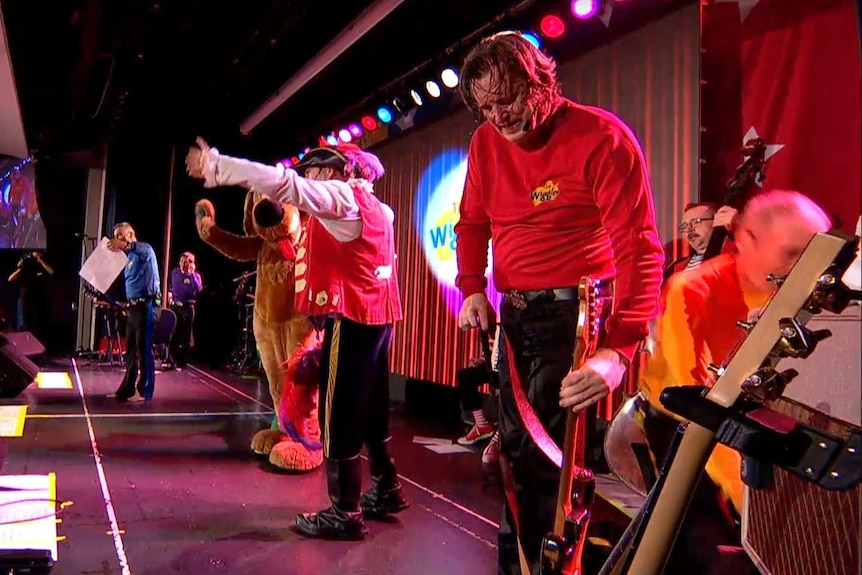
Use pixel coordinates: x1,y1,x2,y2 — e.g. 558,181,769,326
293,183,402,325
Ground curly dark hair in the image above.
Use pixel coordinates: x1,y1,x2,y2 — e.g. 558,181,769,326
459,32,561,119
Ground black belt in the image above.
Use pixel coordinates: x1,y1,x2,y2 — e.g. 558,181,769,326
503,287,579,310
129,296,156,305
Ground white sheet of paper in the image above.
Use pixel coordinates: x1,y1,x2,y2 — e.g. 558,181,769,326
79,237,129,294
0,474,59,561
424,443,474,455
412,436,453,445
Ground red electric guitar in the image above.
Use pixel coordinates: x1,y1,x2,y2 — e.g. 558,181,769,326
539,277,612,575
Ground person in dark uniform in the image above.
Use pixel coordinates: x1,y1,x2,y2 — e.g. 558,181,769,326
7,251,53,339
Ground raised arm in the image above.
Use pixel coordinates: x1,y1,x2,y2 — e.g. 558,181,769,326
187,139,362,241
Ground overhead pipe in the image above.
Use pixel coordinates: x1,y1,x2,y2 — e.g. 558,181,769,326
240,0,407,135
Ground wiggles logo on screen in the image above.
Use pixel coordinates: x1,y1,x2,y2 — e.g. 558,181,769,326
414,149,498,316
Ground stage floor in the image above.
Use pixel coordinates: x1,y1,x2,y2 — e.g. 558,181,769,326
3,357,643,575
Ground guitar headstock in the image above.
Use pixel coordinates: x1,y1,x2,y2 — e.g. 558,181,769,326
704,231,859,406
576,277,612,360
726,137,768,207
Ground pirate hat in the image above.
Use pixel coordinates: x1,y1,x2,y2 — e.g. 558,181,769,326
292,146,349,174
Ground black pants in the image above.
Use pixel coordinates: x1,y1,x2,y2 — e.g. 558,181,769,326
17,293,46,340
643,407,759,575
497,296,596,575
457,365,488,412
169,303,195,367
318,317,397,507
116,301,156,400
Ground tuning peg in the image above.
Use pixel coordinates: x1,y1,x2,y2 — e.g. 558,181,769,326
778,368,799,384
810,329,832,344
708,363,724,376
737,320,755,331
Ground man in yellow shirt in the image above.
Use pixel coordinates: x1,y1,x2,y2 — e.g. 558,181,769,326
637,189,832,573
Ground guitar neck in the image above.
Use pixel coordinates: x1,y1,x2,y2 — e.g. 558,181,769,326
552,339,589,534
702,226,728,261
619,423,714,573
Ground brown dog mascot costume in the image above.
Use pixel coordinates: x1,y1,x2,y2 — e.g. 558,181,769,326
195,191,322,472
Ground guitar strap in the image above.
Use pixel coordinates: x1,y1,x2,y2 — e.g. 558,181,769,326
504,335,564,468
483,327,532,575
495,332,570,575
499,452,533,575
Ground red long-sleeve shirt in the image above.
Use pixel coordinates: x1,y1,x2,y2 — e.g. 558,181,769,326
454,98,664,361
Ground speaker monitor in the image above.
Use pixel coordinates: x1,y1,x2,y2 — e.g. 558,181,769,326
0,331,46,358
0,332,43,398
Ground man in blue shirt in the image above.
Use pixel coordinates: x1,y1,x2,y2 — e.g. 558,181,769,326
107,222,160,401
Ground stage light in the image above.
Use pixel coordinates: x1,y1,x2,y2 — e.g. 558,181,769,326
377,106,393,123
298,152,305,160
392,96,412,115
348,123,363,138
522,32,541,49
540,15,566,38
361,115,378,131
291,156,300,164
338,128,352,142
571,0,600,19
441,68,459,88
303,147,311,153
425,80,441,98
326,133,339,146
410,89,423,107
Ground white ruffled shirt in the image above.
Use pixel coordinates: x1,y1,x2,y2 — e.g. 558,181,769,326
200,148,394,242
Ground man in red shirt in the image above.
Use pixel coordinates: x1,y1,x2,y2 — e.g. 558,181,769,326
186,141,407,541
454,32,664,573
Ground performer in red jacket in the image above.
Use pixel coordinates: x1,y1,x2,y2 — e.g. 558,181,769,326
454,31,664,573
186,141,406,541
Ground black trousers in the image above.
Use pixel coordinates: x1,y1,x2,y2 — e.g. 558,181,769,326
643,408,759,575
116,300,156,400
457,365,488,412
317,317,397,509
497,296,595,575
169,303,195,367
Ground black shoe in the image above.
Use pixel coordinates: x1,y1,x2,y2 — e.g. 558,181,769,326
295,505,367,540
360,482,410,517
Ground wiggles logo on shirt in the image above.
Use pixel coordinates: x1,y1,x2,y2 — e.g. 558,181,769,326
530,180,560,206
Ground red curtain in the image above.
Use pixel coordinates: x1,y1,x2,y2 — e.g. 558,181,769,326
702,0,861,233
372,5,700,421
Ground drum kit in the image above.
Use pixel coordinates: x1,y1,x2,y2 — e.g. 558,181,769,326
226,270,260,375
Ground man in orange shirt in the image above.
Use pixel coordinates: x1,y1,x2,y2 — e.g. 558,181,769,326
632,189,833,574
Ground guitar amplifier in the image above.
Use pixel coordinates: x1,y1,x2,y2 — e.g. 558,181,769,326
742,305,861,575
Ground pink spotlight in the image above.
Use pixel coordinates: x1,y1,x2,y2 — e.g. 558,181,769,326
571,0,600,19
348,123,363,138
